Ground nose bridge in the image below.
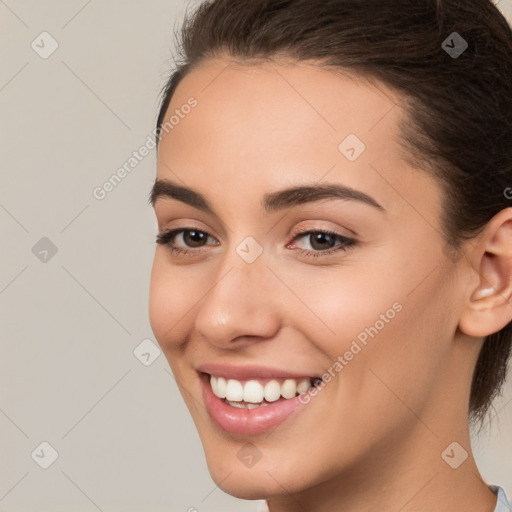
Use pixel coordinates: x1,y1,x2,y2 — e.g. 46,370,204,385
194,238,281,345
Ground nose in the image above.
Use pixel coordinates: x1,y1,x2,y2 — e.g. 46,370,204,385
194,250,282,349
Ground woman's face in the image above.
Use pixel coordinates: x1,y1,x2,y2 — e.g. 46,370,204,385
149,58,474,499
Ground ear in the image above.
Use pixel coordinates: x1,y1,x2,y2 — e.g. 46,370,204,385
458,208,512,338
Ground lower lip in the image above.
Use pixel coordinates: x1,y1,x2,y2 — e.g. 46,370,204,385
200,374,306,435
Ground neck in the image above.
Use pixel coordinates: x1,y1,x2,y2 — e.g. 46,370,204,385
266,420,497,512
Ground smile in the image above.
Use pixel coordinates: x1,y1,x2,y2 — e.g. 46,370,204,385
210,375,313,407
198,366,321,435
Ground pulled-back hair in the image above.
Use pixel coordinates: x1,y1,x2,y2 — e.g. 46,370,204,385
155,0,512,425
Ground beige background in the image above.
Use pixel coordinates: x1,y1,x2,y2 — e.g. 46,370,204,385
1,1,511,511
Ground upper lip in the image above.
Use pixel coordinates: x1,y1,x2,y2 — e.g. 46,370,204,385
196,363,317,380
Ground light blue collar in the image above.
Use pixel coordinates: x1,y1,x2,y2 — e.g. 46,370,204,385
490,485,512,512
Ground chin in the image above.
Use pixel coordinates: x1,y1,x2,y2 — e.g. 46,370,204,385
214,474,274,501
205,458,293,500
199,437,318,500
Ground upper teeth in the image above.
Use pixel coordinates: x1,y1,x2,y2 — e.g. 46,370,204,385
210,375,311,403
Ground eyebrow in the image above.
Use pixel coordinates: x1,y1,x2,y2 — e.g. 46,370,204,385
149,178,385,214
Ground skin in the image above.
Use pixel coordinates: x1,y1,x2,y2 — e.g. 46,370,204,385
149,56,512,512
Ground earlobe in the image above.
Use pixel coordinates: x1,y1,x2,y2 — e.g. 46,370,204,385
458,208,512,338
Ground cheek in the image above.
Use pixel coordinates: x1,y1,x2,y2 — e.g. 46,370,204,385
335,271,455,426
285,248,454,408
286,235,445,356
279,258,407,356
148,251,195,352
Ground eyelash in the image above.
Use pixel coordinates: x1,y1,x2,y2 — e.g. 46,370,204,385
155,226,356,259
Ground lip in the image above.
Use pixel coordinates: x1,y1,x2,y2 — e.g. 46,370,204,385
196,363,316,381
198,371,308,435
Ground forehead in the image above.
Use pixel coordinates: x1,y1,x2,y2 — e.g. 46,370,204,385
156,57,441,222
162,57,404,151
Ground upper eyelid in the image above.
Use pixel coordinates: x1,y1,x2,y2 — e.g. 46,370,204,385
154,204,361,238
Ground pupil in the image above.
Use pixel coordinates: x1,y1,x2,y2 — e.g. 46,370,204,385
187,230,205,247
311,233,333,250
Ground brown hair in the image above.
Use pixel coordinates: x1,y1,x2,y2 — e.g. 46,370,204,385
155,0,512,426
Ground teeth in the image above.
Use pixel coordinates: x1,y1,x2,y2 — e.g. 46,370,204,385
297,379,310,394
264,380,281,402
281,379,297,399
225,379,243,401
243,380,264,403
210,375,312,404
226,400,263,409
211,375,218,396
216,377,227,398
210,376,227,398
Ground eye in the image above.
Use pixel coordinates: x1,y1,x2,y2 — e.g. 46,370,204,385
155,228,217,256
155,227,356,259
288,228,356,259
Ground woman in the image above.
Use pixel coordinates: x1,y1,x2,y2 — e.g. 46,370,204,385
148,0,512,510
